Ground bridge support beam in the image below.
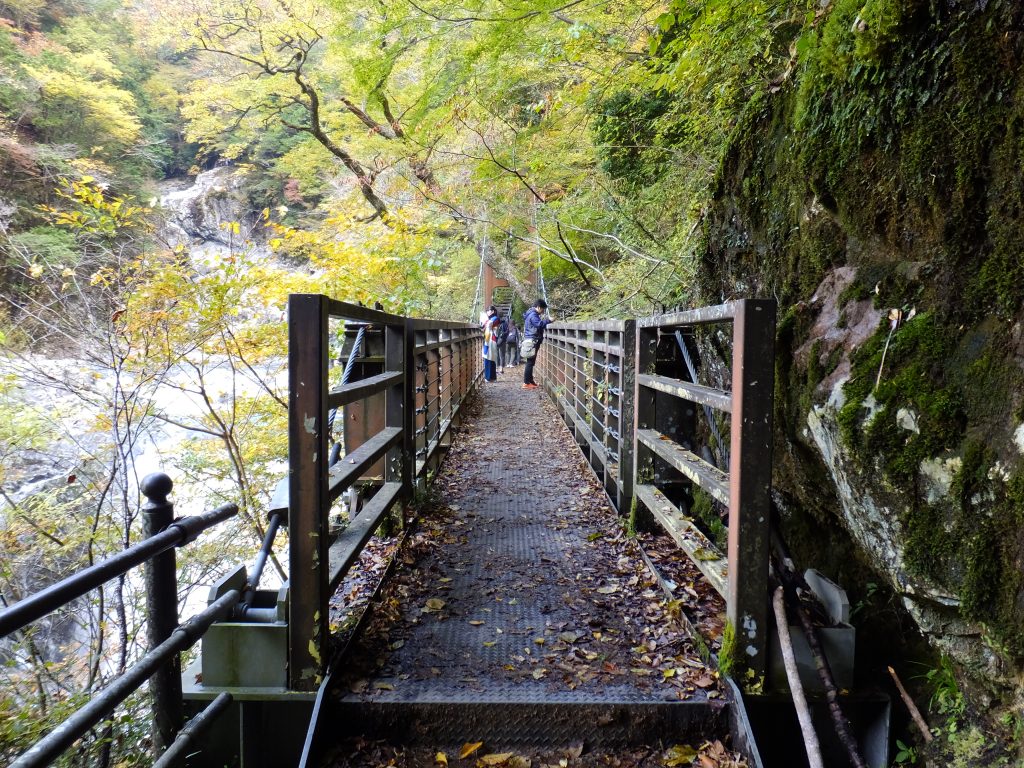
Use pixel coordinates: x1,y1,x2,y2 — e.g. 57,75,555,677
726,299,776,681
288,294,331,692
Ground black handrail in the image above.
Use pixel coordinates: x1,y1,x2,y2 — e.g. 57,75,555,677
10,591,240,768
0,503,238,639
152,692,233,768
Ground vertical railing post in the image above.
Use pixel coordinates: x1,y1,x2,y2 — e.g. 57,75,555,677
727,299,776,680
388,320,412,497
633,323,658,508
595,328,609,486
142,472,182,759
619,319,636,516
288,293,329,691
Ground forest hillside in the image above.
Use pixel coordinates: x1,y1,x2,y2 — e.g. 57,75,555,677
1,0,1023,765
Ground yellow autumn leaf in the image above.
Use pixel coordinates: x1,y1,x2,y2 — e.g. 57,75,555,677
435,753,448,766
28,263,44,278
459,742,483,759
479,753,514,766
663,745,698,767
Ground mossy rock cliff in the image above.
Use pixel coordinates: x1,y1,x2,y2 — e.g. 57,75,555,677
699,0,1024,713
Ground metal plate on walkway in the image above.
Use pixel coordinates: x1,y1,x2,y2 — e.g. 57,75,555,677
325,377,728,756
325,699,725,748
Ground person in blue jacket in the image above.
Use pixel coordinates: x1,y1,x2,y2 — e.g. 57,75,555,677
521,298,552,389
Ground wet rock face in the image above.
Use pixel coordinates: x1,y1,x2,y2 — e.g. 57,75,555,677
696,0,1024,699
159,166,254,248
803,399,1011,685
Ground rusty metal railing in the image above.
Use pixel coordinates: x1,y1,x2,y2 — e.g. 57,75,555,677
540,320,636,514
287,295,481,691
539,300,776,677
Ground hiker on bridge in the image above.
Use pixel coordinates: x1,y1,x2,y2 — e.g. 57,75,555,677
521,298,552,390
505,319,520,367
496,312,510,373
482,305,500,382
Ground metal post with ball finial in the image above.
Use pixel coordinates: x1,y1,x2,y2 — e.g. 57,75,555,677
141,472,183,760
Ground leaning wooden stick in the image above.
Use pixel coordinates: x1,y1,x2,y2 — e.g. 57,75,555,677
791,588,867,768
888,665,934,743
773,586,825,768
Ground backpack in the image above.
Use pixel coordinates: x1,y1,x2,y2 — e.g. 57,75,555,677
497,319,509,343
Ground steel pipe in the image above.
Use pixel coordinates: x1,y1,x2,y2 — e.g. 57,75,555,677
10,590,240,768
0,504,237,639
152,693,233,768
239,511,283,610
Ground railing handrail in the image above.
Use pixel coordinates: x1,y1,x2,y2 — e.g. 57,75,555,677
4,473,240,768
287,294,482,690
11,591,240,768
0,503,237,639
541,299,776,678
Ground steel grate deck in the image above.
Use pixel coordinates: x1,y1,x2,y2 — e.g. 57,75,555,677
324,375,727,749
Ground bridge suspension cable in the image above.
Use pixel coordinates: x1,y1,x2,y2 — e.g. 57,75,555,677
469,219,487,322
533,201,548,304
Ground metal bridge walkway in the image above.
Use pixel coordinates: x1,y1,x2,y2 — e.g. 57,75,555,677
317,376,727,764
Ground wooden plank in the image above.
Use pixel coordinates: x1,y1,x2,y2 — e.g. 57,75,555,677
637,428,730,506
328,371,403,409
327,427,403,501
408,318,480,332
638,374,733,414
542,335,621,357
634,484,728,598
323,297,406,325
548,319,625,332
327,483,403,591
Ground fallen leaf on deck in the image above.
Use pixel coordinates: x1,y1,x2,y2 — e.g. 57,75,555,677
469,620,486,626
423,598,446,612
479,753,514,766
459,742,483,759
664,744,698,766
596,586,618,594
436,752,448,766
693,548,721,562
